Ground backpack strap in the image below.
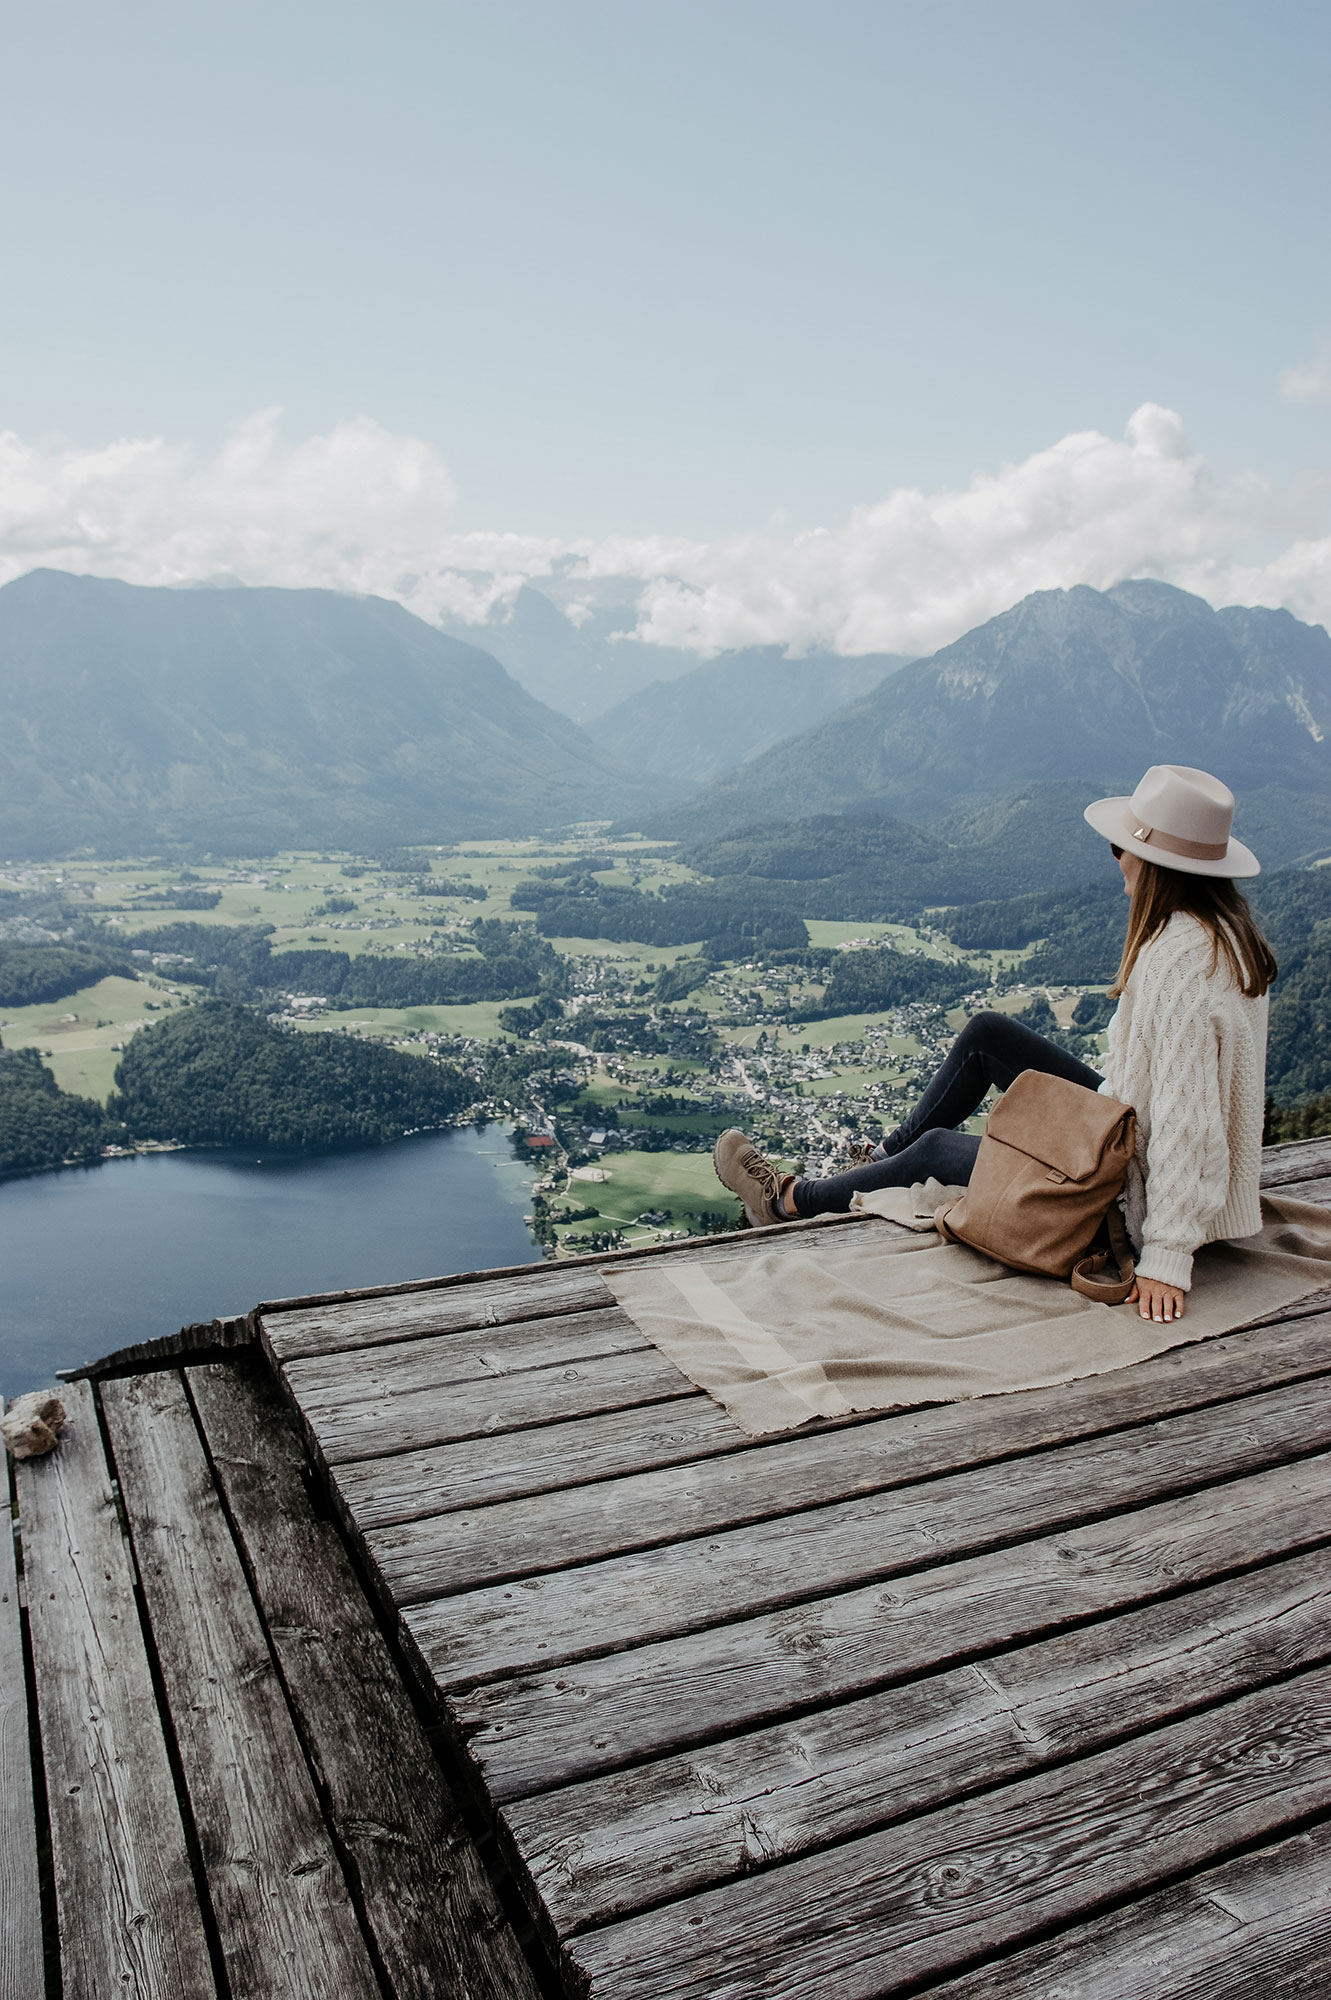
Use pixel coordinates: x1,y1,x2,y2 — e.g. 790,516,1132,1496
1071,1205,1137,1305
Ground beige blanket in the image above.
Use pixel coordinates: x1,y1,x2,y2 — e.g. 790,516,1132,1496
600,1193,1331,1436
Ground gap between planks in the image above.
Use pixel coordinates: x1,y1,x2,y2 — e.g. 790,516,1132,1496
924,1819,1331,2000
0,1410,46,2000
498,1548,1331,1936
182,1357,540,2000
563,1663,1331,2000
101,1371,384,2000
452,1453,1331,1801
16,1379,217,1999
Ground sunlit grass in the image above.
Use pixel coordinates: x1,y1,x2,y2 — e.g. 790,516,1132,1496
0,974,183,1101
556,1147,745,1244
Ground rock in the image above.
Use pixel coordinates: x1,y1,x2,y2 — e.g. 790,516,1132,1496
1,1392,67,1459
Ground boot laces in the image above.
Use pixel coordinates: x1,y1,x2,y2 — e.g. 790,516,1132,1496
743,1146,784,1203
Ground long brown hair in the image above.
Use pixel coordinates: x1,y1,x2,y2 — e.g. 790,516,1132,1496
1111,861,1278,999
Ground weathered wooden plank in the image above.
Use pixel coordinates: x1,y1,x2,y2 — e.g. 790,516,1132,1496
505,1549,1331,1933
186,1359,540,2000
304,1344,697,1467
332,1308,1331,1534
928,1819,1331,1999
456,1452,1331,1800
1272,1173,1331,1205
16,1379,215,1999
0,1415,46,2000
101,1372,381,2000
401,1374,1331,1670
263,1265,615,1363
333,1393,745,1528
566,1663,1331,2000
1260,1135,1331,1187
285,1303,648,1418
259,1212,873,1361
364,1312,1331,1590
61,1314,254,1382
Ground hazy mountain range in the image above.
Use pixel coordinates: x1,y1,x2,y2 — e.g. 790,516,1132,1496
0,570,668,855
587,647,909,785
437,584,704,722
650,580,1331,859
2,568,1329,867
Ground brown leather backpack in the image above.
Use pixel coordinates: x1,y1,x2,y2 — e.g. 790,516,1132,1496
934,1069,1138,1303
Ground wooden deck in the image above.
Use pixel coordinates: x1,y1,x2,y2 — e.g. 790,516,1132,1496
5,1353,542,1999
256,1138,1331,1999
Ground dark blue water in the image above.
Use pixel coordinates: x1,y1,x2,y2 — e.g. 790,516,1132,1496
0,1126,541,1394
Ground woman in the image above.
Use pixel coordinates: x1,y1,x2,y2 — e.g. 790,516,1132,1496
714,765,1277,1327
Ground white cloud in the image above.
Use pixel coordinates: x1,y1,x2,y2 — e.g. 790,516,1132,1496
1,402,1329,662
573,405,1331,656
1280,347,1331,403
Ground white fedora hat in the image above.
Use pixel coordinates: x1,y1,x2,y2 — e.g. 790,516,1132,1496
1084,765,1259,878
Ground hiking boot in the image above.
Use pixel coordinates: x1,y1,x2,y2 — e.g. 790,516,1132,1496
713,1129,790,1228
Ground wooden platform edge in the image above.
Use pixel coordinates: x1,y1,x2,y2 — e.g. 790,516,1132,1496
254,1209,874,1316
0,1420,44,2000
59,1314,255,1383
183,1356,544,2000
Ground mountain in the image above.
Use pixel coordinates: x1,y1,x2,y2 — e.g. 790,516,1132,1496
438,585,705,721
0,571,674,856
651,581,1331,852
588,647,910,785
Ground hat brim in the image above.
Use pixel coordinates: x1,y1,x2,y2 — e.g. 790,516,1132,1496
1084,797,1260,878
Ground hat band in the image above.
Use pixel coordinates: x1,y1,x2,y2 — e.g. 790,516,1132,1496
1125,815,1229,862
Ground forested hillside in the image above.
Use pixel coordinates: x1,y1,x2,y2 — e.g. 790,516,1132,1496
0,940,136,1008
122,917,567,1007
0,1045,125,1174
111,1004,472,1150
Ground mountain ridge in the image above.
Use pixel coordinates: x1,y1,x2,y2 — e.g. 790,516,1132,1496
437,584,705,721
0,569,674,855
587,646,910,785
646,580,1331,843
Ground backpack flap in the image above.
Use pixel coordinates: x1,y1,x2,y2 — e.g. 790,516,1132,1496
984,1069,1134,1181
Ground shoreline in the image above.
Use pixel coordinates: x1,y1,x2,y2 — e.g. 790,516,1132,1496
0,1114,502,1188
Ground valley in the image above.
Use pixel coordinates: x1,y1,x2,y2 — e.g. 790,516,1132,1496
0,837,1110,1256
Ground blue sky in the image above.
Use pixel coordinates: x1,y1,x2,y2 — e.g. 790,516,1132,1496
2,1,1329,659
5,0,1328,537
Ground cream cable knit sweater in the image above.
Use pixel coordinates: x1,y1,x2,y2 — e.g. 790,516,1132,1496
1098,911,1268,1290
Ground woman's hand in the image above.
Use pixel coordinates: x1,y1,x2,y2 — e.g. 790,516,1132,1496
1127,1277,1185,1322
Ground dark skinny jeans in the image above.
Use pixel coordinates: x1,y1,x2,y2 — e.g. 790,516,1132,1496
790,1008,1104,1217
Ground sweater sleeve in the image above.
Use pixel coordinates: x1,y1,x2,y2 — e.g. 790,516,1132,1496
1132,943,1231,1290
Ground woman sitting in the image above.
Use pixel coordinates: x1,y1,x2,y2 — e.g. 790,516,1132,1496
714,765,1276,1328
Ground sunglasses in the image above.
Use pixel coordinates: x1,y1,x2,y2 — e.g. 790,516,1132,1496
1110,844,1123,860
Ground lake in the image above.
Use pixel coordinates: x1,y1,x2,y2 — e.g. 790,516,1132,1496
0,1125,541,1395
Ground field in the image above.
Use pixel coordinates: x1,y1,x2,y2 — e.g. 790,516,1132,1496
551,1148,753,1249
291,1000,541,1045
0,975,188,1099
